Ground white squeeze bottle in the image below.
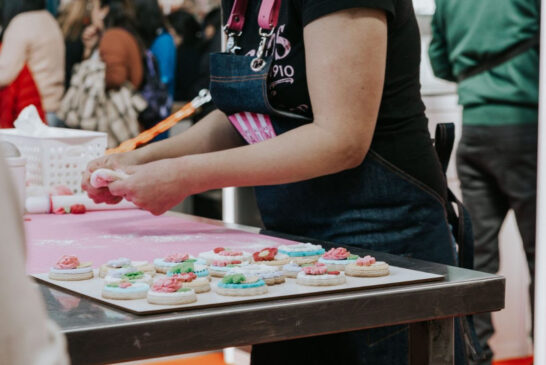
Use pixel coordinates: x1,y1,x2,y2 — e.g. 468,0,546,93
26,194,137,214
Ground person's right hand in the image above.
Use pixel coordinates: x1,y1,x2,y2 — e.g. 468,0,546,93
81,152,140,204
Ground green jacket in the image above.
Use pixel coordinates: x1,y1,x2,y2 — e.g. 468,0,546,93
429,0,540,125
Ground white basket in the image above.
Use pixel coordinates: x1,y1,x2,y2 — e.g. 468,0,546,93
0,128,107,194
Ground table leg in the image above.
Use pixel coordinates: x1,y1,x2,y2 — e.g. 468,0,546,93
410,318,454,365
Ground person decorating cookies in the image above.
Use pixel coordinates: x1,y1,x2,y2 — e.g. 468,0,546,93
83,0,464,363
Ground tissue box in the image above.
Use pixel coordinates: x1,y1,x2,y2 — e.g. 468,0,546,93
0,128,107,194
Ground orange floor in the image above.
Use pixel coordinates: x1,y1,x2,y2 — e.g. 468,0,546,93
493,356,534,365
147,353,534,365
149,353,226,365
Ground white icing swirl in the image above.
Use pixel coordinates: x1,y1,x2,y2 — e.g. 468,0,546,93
109,266,139,278
228,264,283,279
278,243,323,252
283,262,303,272
107,257,131,268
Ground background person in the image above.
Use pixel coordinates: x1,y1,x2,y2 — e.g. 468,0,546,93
81,0,142,90
58,0,91,91
0,0,65,126
134,0,176,99
429,1,539,364
167,9,201,102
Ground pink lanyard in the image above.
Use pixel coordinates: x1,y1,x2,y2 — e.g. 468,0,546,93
223,0,283,145
224,0,281,57
225,0,281,32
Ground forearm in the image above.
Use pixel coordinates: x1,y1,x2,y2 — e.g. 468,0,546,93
181,120,372,194
133,109,245,164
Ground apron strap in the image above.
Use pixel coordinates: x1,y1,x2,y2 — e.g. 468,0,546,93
225,0,249,33
225,0,281,33
258,0,282,31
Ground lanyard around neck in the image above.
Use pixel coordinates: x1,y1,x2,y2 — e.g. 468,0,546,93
225,0,281,34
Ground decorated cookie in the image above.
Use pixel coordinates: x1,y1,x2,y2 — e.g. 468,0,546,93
147,277,197,305
252,247,290,266
48,255,94,281
99,257,131,278
167,262,211,282
104,266,153,285
101,281,149,300
296,262,346,286
99,257,155,278
318,247,358,271
227,264,285,285
345,256,390,277
154,253,198,274
215,274,268,296
99,257,154,277
208,260,249,278
198,247,252,265
277,243,325,264
167,269,211,293
282,261,303,279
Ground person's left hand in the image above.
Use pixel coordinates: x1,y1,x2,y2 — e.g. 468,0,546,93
108,159,191,216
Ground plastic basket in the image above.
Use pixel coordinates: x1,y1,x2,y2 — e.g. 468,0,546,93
0,128,107,194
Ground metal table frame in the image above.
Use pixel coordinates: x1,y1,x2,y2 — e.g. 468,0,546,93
37,214,505,364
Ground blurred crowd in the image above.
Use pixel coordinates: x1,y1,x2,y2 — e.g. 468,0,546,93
0,0,220,141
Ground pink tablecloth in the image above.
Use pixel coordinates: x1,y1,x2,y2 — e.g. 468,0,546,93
25,210,295,274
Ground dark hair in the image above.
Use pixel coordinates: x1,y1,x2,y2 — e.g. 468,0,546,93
203,6,220,28
1,0,46,39
133,0,165,48
99,0,137,34
167,10,201,46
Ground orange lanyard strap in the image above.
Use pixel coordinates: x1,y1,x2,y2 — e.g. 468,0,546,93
106,90,211,155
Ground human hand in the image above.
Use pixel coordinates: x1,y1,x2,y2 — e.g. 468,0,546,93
81,152,140,204
82,25,100,57
108,159,192,216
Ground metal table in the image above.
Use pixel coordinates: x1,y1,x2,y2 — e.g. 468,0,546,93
37,214,505,365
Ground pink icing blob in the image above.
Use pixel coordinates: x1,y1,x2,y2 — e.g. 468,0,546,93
164,253,190,263
303,263,328,275
152,277,182,293
119,282,132,289
170,272,197,282
323,247,350,260
218,250,242,257
54,255,80,269
356,256,376,267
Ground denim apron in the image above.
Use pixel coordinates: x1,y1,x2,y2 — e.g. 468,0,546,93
209,1,463,363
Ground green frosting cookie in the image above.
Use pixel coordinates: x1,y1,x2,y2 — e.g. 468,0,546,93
222,274,246,284
169,262,195,275
122,271,144,280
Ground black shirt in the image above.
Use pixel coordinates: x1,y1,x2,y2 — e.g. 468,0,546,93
220,0,447,199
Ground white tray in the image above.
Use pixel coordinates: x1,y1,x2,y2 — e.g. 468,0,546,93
33,266,443,315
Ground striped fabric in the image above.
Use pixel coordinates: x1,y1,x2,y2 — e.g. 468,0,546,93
228,112,276,144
